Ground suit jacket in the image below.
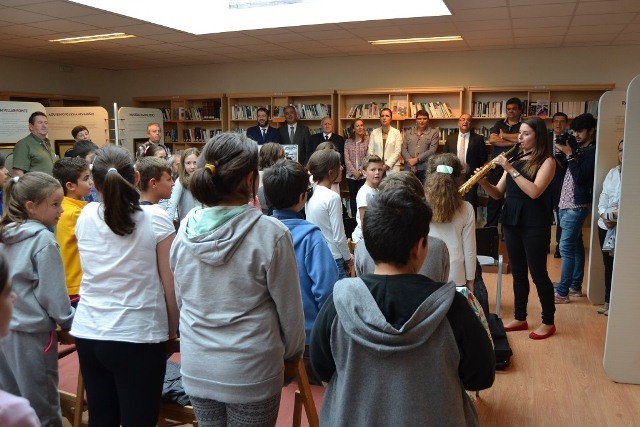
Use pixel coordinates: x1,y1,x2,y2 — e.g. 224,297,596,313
279,123,310,164
307,132,345,164
445,132,488,179
246,125,281,145
368,127,403,173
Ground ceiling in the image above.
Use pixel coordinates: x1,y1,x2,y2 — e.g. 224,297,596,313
0,0,639,71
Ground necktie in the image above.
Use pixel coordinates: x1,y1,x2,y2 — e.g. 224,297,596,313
262,128,266,138
324,134,329,141
290,126,295,142
458,133,467,165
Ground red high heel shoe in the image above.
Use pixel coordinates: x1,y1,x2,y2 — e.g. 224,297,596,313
504,321,528,332
529,325,556,340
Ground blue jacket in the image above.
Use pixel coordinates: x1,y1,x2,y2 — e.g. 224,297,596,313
273,209,339,344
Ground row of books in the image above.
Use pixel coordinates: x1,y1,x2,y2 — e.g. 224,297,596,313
409,101,455,118
172,106,220,121
231,105,271,120
273,104,331,120
346,102,388,119
472,99,599,119
164,128,223,143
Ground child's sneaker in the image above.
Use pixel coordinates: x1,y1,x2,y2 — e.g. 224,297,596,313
554,292,570,304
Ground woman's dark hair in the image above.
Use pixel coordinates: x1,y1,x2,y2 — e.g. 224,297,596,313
520,116,552,179
190,133,259,206
71,125,89,139
258,142,284,170
424,153,464,223
142,144,166,158
307,148,341,183
68,140,99,159
92,145,141,236
0,253,8,293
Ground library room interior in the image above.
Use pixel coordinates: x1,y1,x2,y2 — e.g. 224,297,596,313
1,0,640,426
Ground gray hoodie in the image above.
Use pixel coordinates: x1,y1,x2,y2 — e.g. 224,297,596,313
170,205,305,404
0,221,74,332
321,278,479,426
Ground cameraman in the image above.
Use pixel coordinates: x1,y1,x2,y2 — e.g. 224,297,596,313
553,113,597,304
548,112,576,258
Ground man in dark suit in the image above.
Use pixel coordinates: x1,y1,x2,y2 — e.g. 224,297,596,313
246,107,281,145
445,113,488,212
279,105,310,164
307,117,345,164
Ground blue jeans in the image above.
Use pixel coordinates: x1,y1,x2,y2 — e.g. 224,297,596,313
335,258,347,280
556,207,589,296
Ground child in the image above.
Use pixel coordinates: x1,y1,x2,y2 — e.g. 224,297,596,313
263,159,338,383
170,133,305,427
0,153,8,214
310,186,495,426
70,145,179,426
166,147,200,225
0,172,75,426
306,148,352,279
350,154,384,244
52,157,93,305
66,140,99,203
136,156,174,205
0,253,39,427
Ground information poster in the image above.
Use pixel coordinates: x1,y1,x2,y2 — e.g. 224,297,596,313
47,107,110,156
0,101,46,145
118,107,163,154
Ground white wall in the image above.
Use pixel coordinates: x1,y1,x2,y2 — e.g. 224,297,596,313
2,45,640,108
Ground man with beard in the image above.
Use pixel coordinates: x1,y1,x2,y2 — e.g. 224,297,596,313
246,107,281,145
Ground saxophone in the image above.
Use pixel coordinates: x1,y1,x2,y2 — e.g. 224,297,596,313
458,143,522,196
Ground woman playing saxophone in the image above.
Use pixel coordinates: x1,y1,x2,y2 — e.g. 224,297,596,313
477,117,558,340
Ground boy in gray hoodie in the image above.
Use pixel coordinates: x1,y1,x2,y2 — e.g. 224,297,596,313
311,186,495,427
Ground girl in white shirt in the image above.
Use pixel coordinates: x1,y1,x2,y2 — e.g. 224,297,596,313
596,139,623,315
166,147,200,225
72,145,179,426
306,148,353,279
424,153,477,290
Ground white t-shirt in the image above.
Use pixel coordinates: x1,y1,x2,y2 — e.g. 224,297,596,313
71,203,174,343
306,185,350,260
351,184,378,243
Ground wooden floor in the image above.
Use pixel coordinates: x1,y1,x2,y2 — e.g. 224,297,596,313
59,240,640,427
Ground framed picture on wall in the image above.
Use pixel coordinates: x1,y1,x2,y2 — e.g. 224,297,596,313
55,140,75,158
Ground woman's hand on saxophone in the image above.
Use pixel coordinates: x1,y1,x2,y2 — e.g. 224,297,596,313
493,153,513,174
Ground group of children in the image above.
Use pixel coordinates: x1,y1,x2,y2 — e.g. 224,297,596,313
0,130,495,426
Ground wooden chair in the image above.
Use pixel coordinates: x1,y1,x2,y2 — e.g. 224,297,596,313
60,337,318,427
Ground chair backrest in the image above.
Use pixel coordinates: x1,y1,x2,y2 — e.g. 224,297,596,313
476,226,499,259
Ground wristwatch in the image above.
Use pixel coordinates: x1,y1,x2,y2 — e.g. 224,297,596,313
512,171,521,179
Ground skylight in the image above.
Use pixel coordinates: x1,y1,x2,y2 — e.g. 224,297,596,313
69,0,451,35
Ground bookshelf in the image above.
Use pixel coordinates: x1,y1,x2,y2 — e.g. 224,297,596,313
467,85,615,140
0,90,99,107
227,91,335,135
337,87,464,142
133,94,225,151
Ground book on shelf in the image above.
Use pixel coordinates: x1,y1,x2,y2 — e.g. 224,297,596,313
161,108,171,121
231,105,271,121
535,100,550,117
390,99,408,118
409,101,453,118
346,102,387,119
277,103,331,120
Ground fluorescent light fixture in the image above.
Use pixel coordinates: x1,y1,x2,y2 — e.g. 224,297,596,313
50,33,135,44
68,0,451,35
369,36,463,45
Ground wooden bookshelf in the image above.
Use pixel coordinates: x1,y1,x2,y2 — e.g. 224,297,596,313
337,87,464,142
0,90,99,107
467,85,615,140
133,94,225,151
227,91,336,135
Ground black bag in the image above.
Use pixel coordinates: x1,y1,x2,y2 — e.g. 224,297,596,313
475,261,512,369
